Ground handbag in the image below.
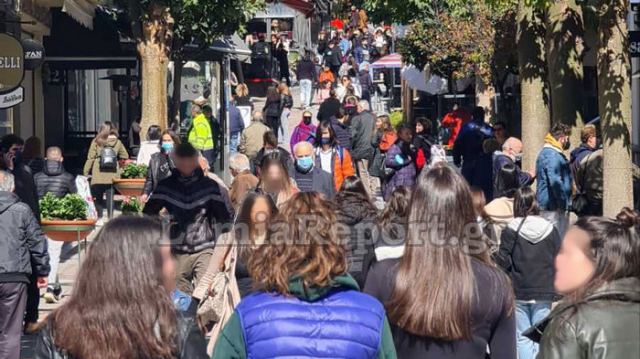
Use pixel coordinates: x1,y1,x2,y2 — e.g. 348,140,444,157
194,241,234,325
571,152,594,216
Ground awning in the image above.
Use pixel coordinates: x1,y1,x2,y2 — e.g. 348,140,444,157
183,33,252,63
371,53,403,69
254,0,314,19
60,0,98,29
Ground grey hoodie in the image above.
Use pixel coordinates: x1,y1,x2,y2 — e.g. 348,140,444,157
507,215,554,244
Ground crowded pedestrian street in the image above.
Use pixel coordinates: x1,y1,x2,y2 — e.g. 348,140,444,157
1,1,640,359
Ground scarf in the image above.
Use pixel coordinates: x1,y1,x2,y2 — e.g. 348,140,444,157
544,133,564,152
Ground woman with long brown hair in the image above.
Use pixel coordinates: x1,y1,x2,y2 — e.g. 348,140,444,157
34,216,208,359
212,192,396,358
257,152,297,206
375,186,411,261
526,208,640,359
364,164,515,359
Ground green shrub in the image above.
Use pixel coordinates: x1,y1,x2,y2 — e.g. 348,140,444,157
121,196,143,214
121,163,148,179
40,193,88,221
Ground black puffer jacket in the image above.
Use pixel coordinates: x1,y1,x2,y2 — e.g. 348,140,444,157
143,169,234,254
34,160,76,199
495,215,562,301
143,152,173,196
0,191,49,283
335,192,378,288
34,311,209,359
12,163,40,221
526,277,640,359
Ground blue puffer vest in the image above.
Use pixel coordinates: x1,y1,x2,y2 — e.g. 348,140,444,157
236,289,386,358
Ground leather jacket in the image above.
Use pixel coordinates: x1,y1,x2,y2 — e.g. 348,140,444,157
34,312,208,359
525,277,640,359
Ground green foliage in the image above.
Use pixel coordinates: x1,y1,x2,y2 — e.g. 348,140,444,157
121,196,143,214
40,193,88,221
389,111,404,129
121,163,148,179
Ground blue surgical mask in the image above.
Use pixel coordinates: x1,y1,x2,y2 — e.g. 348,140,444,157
161,143,174,153
296,156,314,171
320,138,331,145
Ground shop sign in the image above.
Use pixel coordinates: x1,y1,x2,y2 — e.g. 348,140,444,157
22,39,45,70
0,87,24,109
0,34,25,94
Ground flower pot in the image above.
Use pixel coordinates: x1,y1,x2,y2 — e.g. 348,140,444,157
113,178,146,197
41,219,97,242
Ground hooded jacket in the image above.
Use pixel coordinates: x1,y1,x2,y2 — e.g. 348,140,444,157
536,135,572,211
212,274,397,359
525,277,640,359
496,216,562,301
335,193,378,287
290,121,317,153
384,142,416,201
11,162,41,220
0,191,50,283
143,169,234,254
34,160,76,199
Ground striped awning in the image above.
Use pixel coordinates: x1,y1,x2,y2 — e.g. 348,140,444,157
61,0,97,29
371,53,403,69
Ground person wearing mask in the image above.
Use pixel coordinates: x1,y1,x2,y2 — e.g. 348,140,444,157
365,165,516,359
536,123,572,237
485,163,521,253
413,117,435,171
34,147,76,304
257,152,298,206
22,136,44,174
453,106,493,199
291,141,334,198
239,111,271,164
315,121,356,191
263,86,282,139
375,186,411,261
317,89,341,122
143,143,234,295
370,115,397,186
350,100,376,192
228,153,259,209
493,121,508,146
277,83,293,145
253,131,293,176
136,125,161,166
212,192,397,359
187,104,216,165
330,108,352,151
569,124,603,216
335,176,378,288
526,208,640,359
324,41,343,81
336,75,355,102
495,187,561,359
358,62,374,104
229,96,245,155
0,170,49,359
296,52,317,108
493,137,534,196
383,124,416,201
142,129,180,202
35,216,208,359
290,110,317,153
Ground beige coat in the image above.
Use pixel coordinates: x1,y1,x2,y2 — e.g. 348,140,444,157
239,121,270,160
484,196,514,251
83,136,129,185
192,232,241,354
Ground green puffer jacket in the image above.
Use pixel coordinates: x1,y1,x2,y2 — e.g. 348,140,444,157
83,136,129,185
525,277,640,359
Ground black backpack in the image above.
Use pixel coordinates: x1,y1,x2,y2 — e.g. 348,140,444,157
99,145,118,171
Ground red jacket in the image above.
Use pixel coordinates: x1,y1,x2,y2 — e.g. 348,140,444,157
441,109,471,147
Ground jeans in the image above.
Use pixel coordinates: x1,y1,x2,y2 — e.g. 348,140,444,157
516,301,551,359
299,79,313,108
47,238,71,289
230,133,240,155
279,108,290,145
0,283,27,359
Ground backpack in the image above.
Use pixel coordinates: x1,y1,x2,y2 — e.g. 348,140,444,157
428,145,448,169
99,145,118,172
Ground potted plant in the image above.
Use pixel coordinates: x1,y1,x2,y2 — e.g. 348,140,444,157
121,196,143,215
113,163,148,197
40,193,97,242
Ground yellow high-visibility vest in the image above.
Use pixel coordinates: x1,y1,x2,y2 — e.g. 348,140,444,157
188,114,214,150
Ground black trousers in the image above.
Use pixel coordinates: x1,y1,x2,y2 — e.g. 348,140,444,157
91,184,114,218
266,116,281,140
24,274,38,324
0,282,27,359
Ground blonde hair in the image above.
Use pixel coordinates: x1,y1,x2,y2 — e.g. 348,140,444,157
277,83,292,97
235,83,249,98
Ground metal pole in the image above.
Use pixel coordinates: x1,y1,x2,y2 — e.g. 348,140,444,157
630,3,640,162
222,55,232,184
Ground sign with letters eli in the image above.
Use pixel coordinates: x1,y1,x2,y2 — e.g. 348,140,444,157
631,31,640,58
0,34,24,93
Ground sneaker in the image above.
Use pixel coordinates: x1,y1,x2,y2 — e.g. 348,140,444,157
43,288,59,304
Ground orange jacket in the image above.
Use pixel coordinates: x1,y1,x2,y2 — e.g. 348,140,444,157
441,109,471,147
333,147,356,190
